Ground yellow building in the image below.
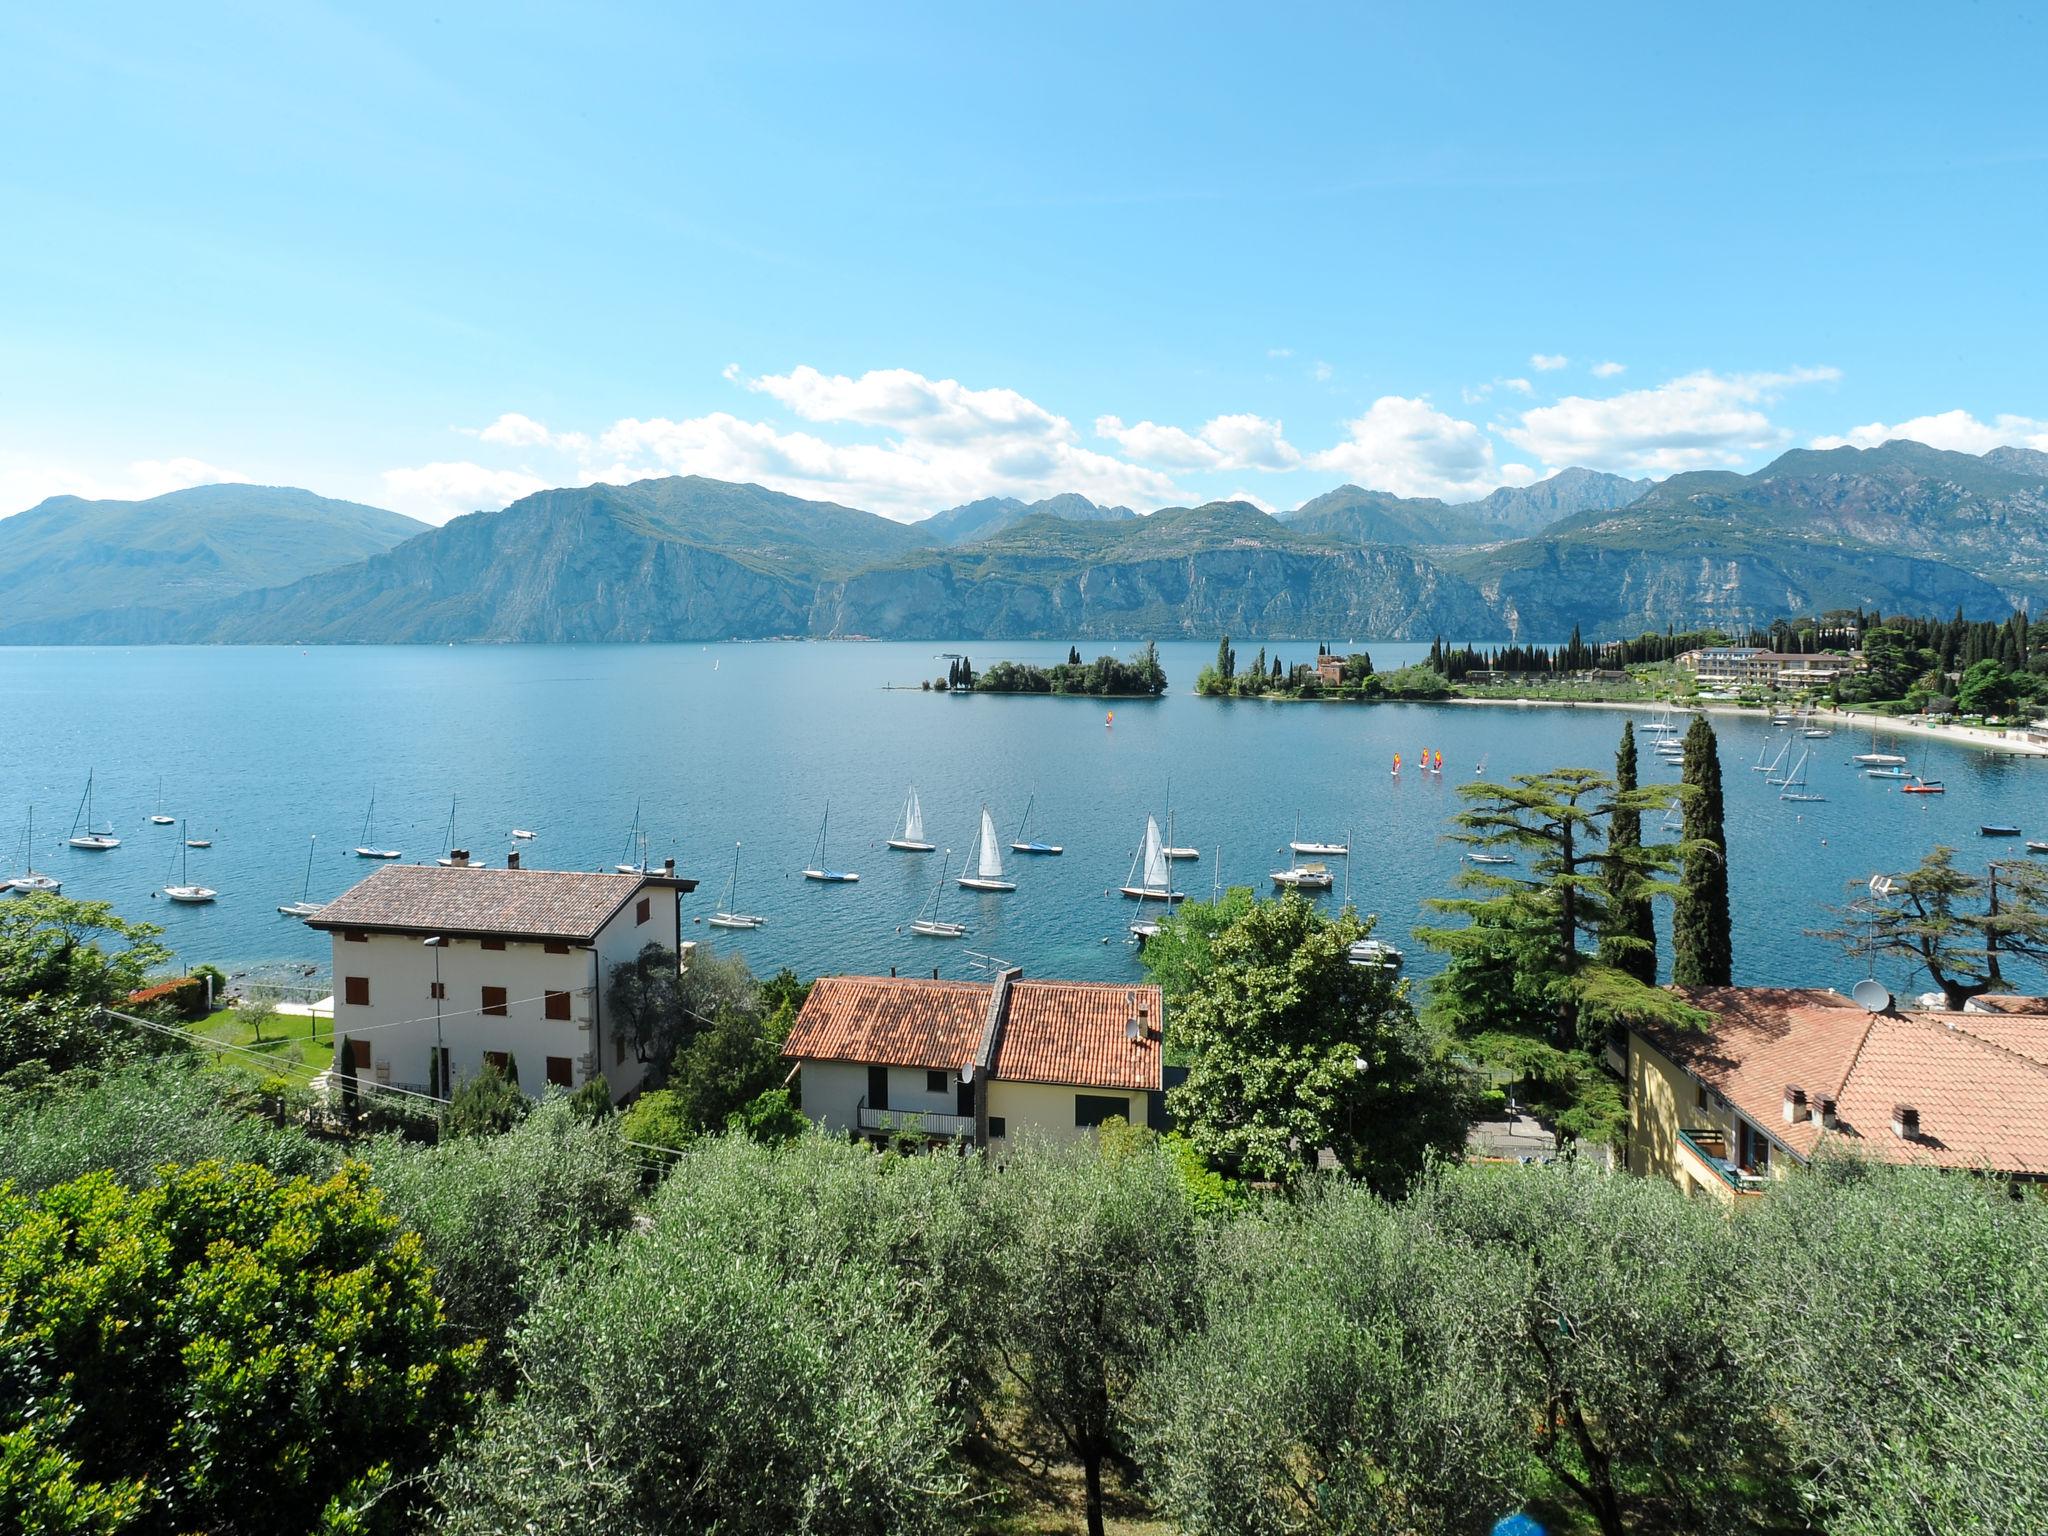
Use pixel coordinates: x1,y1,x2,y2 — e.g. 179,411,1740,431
1626,986,2048,1201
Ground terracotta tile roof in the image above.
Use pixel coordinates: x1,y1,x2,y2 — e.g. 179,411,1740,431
781,976,987,1072
781,975,1165,1092
1967,994,2048,1015
1640,986,2048,1175
307,864,688,942
996,980,1163,1092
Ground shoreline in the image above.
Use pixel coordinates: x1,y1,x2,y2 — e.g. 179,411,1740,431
1434,694,2048,758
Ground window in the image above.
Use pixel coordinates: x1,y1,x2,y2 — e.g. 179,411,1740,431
429,981,446,1000
484,1050,508,1072
546,1055,573,1087
544,990,572,1021
481,938,506,952
988,1117,1007,1139
635,897,651,925
1696,1082,1710,1110
867,1064,890,1112
1074,1094,1130,1128
343,929,367,944
544,941,572,955
481,986,508,1017
926,1068,948,1094
350,1039,371,1068
342,976,369,1006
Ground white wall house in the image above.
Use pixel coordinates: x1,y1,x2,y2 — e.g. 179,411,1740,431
783,971,1165,1147
307,854,696,1103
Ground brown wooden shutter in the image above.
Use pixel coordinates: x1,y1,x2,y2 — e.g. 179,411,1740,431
481,986,508,1017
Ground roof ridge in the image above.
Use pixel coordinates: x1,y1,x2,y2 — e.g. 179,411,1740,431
1893,1009,2048,1079
1826,1009,1882,1100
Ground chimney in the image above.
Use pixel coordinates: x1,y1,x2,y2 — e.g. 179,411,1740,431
663,857,675,876
449,848,470,867
1892,1103,1920,1140
1814,1093,1838,1129
1126,989,1142,1043
1782,1084,1807,1124
506,849,520,870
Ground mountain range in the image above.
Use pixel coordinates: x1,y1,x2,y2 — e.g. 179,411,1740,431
0,441,2037,644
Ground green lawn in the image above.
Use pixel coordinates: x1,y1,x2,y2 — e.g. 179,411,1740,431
196,1004,334,1082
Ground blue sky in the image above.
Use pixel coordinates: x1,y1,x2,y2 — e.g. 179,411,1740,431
3,2,2045,523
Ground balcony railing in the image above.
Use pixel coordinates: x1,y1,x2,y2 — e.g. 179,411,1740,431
857,1099,975,1139
1677,1127,1768,1195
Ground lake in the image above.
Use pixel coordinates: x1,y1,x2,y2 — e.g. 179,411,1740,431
4,640,2044,1001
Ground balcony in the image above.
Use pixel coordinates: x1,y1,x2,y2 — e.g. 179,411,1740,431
856,1100,975,1140
1676,1127,1768,1197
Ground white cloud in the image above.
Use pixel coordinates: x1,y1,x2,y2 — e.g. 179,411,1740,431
1591,360,1627,378
1308,396,1530,500
1500,366,1841,474
1094,412,1300,472
1500,377,1533,395
1223,488,1277,514
378,461,551,523
0,451,248,517
1266,347,1293,359
744,365,1069,447
1531,353,1569,372
1311,360,1334,383
1810,409,2048,456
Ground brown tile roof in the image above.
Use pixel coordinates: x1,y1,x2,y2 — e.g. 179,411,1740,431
996,981,1163,1092
307,864,688,942
781,975,1165,1093
1640,986,2048,1176
1967,994,2048,1015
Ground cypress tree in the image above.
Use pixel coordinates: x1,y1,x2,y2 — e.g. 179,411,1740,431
1600,721,1659,983
1672,715,1733,987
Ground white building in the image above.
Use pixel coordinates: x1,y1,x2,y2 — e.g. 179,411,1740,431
781,970,1166,1146
1675,647,1861,690
307,853,696,1103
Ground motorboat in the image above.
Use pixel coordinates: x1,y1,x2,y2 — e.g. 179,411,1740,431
1271,861,1335,890
1348,938,1403,971
1982,824,2024,837
511,828,537,840
1467,852,1517,865
2026,840,2048,855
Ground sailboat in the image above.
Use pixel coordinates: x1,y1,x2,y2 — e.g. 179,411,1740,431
435,797,464,865
911,851,968,937
164,821,217,904
1779,749,1826,802
1289,817,1348,856
708,842,766,929
1009,794,1063,855
957,807,1017,892
5,807,60,894
1119,815,1185,902
149,780,174,825
66,772,120,850
1852,733,1907,767
1899,776,1945,795
615,800,648,874
278,836,323,917
1750,736,1776,772
1761,737,1795,785
802,805,859,882
352,795,401,859
887,787,936,851
1270,859,1334,890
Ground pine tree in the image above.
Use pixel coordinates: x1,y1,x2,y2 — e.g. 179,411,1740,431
1600,721,1659,983
334,1034,359,1123
1672,715,1733,987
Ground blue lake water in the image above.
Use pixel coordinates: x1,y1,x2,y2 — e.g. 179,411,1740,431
3,640,2045,1000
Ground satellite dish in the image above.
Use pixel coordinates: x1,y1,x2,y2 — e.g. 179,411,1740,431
1851,978,1892,1012
1868,874,1897,900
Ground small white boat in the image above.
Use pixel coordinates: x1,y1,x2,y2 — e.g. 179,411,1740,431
2026,840,2048,855
1120,815,1185,902
279,835,323,917
1779,748,1826,802
184,830,213,848
1853,751,1908,766
1163,844,1200,861
163,822,217,904
802,805,859,883
1865,766,1911,779
511,828,537,840
1271,861,1335,890
911,851,968,938
1348,938,1403,970
1128,918,1162,942
1467,851,1517,865
1009,794,1063,855
708,842,766,929
66,772,120,849
615,800,648,874
887,787,936,852
5,805,60,894
1290,818,1348,856
352,794,400,859
957,808,1017,892
149,780,175,826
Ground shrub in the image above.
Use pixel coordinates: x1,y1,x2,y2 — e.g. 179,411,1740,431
444,1061,526,1139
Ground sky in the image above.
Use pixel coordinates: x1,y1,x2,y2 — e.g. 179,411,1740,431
2,2,2045,526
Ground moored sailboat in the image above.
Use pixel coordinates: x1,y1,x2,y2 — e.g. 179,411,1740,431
911,851,968,938
5,806,60,894
957,807,1017,892
1119,815,1185,902
1009,794,1063,855
278,835,323,917
802,805,859,882
708,842,766,928
149,780,174,825
887,788,936,851
67,772,119,850
164,821,217,904
1289,816,1348,856
352,794,400,859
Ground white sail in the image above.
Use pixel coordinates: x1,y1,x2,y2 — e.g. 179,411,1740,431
976,808,1004,880
1141,815,1168,891
904,790,925,845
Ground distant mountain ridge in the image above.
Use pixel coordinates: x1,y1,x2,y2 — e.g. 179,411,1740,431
3,440,2040,644
0,484,429,640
